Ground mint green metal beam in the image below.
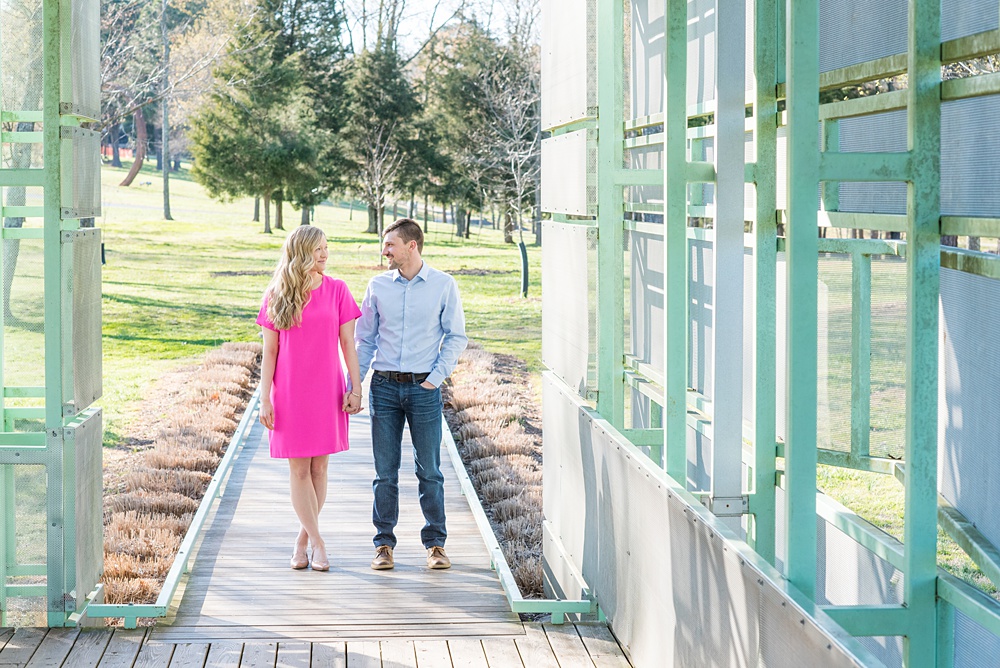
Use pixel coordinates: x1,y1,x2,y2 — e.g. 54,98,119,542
937,498,1000,592
751,0,779,565
819,211,908,234
662,0,688,484
0,170,46,187
820,605,910,637
594,0,625,427
819,151,911,182
903,0,942,661
4,387,46,398
939,247,1000,281
850,254,871,460
937,571,1000,639
941,217,1000,238
783,0,820,601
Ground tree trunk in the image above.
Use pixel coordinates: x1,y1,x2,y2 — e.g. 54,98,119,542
941,235,958,247
119,106,147,186
504,210,514,244
465,209,471,239
441,204,447,227
409,194,415,219
969,237,980,252
393,201,399,220
263,194,272,233
455,208,466,237
162,96,173,219
172,157,180,171
253,197,260,222
274,193,285,230
423,193,429,232
155,129,162,171
110,123,123,167
366,204,379,233
301,206,310,225
450,204,456,232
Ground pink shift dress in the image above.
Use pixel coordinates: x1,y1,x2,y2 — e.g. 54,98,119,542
256,276,362,458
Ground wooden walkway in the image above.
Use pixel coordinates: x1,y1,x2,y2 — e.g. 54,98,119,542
0,622,628,666
0,407,632,666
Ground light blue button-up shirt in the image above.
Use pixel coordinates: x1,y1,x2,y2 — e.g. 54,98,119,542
355,262,468,388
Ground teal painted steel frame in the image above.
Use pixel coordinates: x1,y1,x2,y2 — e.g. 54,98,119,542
576,0,1000,663
0,0,102,627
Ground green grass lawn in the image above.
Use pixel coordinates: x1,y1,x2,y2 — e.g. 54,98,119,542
94,163,540,446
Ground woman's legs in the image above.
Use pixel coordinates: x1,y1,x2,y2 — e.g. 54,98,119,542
289,457,326,559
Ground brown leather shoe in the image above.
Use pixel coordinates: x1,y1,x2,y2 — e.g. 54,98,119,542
426,546,451,569
371,545,394,570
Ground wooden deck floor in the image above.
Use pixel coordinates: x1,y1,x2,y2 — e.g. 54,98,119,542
0,406,632,666
154,416,521,643
0,622,629,667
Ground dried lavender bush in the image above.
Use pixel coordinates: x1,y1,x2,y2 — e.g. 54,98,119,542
442,342,545,598
101,342,261,612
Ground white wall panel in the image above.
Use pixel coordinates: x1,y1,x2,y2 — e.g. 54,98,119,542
541,130,591,215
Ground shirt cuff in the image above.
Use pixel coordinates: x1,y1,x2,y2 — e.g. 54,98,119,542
425,371,446,388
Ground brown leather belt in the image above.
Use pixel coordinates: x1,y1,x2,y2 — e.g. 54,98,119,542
374,370,430,383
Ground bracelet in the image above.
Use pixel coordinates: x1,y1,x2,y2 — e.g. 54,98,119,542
350,392,362,399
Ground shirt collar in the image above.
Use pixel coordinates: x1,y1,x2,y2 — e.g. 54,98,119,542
392,262,428,283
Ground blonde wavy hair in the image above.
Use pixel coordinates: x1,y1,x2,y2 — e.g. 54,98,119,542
264,225,326,330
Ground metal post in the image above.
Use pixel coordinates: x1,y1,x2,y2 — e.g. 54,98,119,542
850,252,871,462
595,0,625,428
904,0,941,661
783,0,820,600
751,0,779,564
0,467,8,625
710,0,747,522
43,0,67,627
663,0,689,484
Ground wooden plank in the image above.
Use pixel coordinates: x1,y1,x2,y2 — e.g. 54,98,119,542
573,624,630,667
543,625,594,667
97,629,146,668
412,640,451,667
132,641,176,668
167,643,209,668
444,640,487,668
61,629,113,668
276,642,311,668
345,640,380,668
151,622,525,643
0,627,47,667
379,640,417,667
480,639,523,668
0,629,13,651
204,641,243,668
512,625,558,668
311,643,346,668
24,628,79,667
240,642,277,668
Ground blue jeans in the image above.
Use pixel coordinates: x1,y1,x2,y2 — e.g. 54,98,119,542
369,373,447,549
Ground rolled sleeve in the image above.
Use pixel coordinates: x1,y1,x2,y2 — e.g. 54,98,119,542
355,282,379,381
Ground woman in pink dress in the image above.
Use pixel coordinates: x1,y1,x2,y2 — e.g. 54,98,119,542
256,225,362,571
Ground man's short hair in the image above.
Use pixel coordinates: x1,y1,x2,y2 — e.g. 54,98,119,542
384,218,424,253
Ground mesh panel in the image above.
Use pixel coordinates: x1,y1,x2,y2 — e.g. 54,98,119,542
3,238,44,386
836,110,908,216
67,128,102,217
630,230,664,370
540,0,595,128
542,221,597,397
73,410,103,611
941,0,999,42
939,268,1000,548
869,256,906,458
70,0,101,119
688,0,717,107
954,608,1000,667
687,429,712,492
4,464,47,626
631,0,665,119
941,95,1000,218
743,248,754,428
71,229,102,410
541,131,591,215
818,0,907,73
689,238,714,398
817,254,852,453
0,0,44,113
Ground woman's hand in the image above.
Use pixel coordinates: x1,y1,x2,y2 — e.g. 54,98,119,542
343,391,362,415
259,399,275,430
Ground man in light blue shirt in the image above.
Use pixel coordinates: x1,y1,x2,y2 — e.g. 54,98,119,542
355,218,468,571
